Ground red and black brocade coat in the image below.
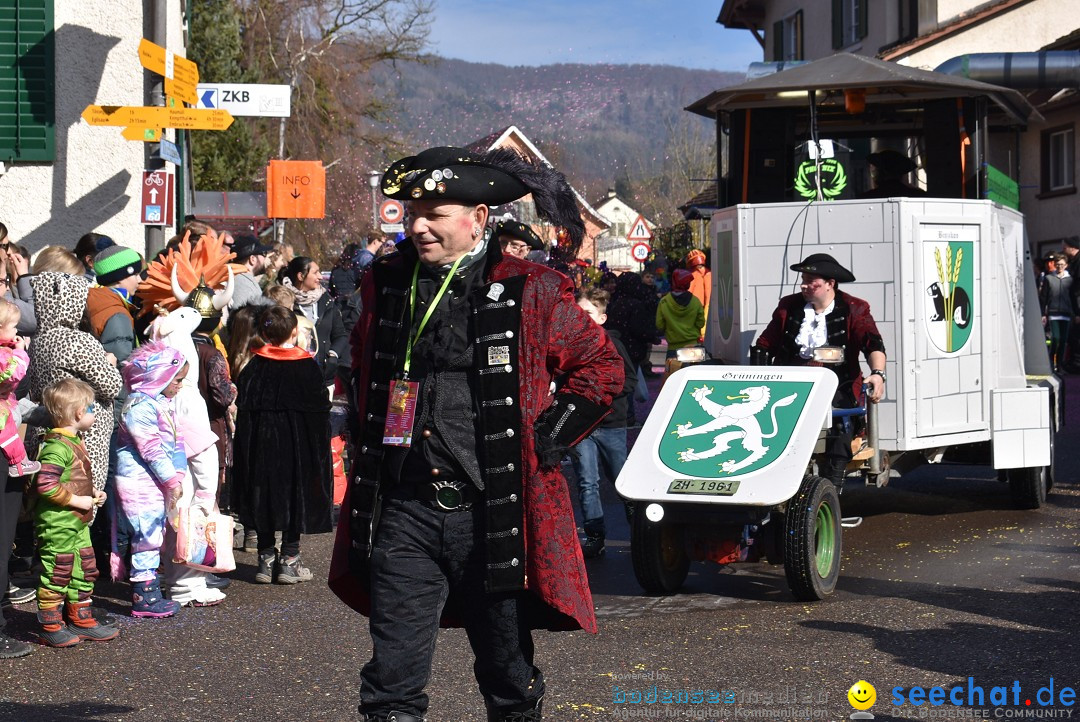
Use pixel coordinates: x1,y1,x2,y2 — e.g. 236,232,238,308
328,241,624,634
754,290,885,407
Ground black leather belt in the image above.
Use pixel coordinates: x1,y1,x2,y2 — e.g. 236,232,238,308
410,480,476,511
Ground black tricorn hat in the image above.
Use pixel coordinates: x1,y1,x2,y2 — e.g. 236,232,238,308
382,147,526,205
867,149,917,176
790,253,855,283
495,220,545,251
381,146,585,253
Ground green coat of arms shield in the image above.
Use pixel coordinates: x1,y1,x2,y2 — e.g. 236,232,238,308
657,379,812,478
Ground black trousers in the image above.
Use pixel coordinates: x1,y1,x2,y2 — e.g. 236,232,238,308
0,467,18,626
358,497,543,718
821,415,857,486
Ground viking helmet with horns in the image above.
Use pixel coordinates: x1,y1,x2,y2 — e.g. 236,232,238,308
172,264,234,328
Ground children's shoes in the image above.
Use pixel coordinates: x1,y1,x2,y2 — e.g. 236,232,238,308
9,460,41,478
254,551,276,584
65,599,119,641
131,577,180,618
37,607,81,648
275,554,313,584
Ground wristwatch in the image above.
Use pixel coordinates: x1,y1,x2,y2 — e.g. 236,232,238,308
870,369,887,383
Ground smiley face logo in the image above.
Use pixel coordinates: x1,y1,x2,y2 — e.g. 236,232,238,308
848,680,877,710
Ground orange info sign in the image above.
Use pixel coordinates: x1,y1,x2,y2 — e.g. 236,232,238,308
267,160,326,219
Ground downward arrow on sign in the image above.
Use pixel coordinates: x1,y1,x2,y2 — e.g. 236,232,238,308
290,189,301,199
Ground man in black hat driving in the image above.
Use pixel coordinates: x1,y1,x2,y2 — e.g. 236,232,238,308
329,146,624,721
750,253,886,490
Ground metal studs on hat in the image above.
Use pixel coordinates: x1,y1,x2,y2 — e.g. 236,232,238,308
442,168,453,179
436,181,446,194
432,170,443,182
423,178,436,191
410,187,423,198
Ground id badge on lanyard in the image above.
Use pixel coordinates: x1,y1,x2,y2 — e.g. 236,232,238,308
383,379,419,447
381,255,464,448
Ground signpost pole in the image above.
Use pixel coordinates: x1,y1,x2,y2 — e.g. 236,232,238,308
146,0,168,258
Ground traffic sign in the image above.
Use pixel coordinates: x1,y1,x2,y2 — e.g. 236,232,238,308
141,170,175,226
82,105,233,131
138,39,199,105
156,139,182,166
122,127,161,142
196,84,291,118
626,214,653,242
379,200,404,224
267,160,326,219
631,242,651,262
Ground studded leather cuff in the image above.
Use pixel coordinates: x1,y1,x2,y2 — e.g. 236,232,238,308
533,392,611,469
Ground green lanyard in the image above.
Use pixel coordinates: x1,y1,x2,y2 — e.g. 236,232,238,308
403,256,465,378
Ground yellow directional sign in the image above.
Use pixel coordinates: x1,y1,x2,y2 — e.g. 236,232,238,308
121,127,162,142
82,105,233,131
138,39,199,105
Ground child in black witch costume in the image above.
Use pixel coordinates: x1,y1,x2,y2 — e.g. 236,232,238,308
231,305,332,584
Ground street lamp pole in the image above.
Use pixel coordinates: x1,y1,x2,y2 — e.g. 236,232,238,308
368,171,381,230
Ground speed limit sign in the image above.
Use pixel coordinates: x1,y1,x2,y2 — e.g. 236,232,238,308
631,242,651,262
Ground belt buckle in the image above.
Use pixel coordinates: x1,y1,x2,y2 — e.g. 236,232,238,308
432,480,466,511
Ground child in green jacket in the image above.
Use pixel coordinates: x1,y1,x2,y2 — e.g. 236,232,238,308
31,378,118,647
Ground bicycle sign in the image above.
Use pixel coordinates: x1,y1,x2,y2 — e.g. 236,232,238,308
141,169,174,226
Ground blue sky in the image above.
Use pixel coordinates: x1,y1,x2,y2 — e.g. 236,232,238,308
426,0,763,71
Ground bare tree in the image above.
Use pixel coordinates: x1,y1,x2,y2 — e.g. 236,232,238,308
630,114,716,228
239,0,434,255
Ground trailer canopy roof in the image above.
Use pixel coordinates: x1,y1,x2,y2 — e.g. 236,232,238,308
687,53,1039,126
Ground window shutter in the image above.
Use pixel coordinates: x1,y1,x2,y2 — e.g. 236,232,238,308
0,0,55,162
858,0,869,41
773,20,783,61
795,10,804,60
831,0,843,49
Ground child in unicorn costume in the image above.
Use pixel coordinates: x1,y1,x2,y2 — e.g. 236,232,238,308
112,341,188,618
145,267,235,607
131,230,242,607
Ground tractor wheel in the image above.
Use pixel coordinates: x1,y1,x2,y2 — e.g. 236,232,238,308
630,502,690,594
784,475,842,601
1008,465,1048,509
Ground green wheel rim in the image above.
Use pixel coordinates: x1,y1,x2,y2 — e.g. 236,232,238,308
814,500,837,577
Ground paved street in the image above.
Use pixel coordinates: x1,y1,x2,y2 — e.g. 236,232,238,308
2,372,1078,722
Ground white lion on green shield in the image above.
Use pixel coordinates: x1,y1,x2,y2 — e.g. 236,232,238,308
673,385,798,474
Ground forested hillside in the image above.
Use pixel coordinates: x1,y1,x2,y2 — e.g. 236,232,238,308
372,58,741,200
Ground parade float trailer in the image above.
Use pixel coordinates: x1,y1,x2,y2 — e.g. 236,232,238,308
615,54,1059,601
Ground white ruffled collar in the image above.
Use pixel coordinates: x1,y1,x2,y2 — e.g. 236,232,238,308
795,300,834,359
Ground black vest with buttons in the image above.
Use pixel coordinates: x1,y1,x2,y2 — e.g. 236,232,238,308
348,245,530,592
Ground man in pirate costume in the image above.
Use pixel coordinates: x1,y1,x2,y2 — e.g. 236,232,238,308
750,253,886,491
328,147,625,722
